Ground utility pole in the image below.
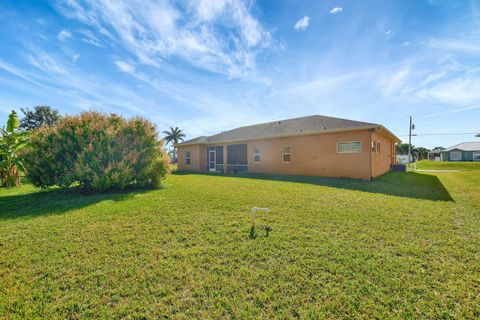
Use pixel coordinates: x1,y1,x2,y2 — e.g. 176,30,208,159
408,116,415,163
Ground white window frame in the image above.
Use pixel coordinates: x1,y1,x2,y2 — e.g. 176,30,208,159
253,147,261,163
473,152,480,161
337,141,363,153
185,150,191,165
450,151,462,161
282,145,291,163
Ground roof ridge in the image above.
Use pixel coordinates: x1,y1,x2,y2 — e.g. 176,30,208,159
177,114,393,146
207,114,377,136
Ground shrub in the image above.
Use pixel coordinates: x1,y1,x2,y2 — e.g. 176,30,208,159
23,111,167,191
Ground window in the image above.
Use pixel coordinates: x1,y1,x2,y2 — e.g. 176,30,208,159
473,152,480,161
337,141,362,153
371,141,381,153
185,151,191,165
450,151,461,161
282,145,291,163
254,147,261,163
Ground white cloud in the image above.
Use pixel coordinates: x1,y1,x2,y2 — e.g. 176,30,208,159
417,77,480,105
115,60,135,74
294,16,310,31
329,7,343,14
57,29,72,41
379,67,411,96
402,41,411,47
287,72,361,96
385,30,391,35
79,29,102,47
24,51,67,75
421,104,480,119
72,54,81,63
54,0,272,78
429,39,480,55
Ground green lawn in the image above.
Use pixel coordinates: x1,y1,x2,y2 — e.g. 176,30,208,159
1,172,479,319
416,160,480,171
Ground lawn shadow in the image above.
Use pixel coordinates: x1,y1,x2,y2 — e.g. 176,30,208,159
175,171,453,201
0,187,152,221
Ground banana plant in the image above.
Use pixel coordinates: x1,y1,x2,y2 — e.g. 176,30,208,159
0,110,29,187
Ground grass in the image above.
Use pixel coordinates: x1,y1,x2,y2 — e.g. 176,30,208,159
1,171,479,319
416,160,480,171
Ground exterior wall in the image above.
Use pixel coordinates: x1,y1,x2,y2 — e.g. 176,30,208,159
370,130,396,178
441,150,477,161
178,129,397,179
245,130,373,179
177,144,207,171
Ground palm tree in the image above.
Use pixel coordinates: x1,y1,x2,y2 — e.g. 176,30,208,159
162,127,185,162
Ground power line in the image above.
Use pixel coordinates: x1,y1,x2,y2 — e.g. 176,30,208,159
398,132,479,137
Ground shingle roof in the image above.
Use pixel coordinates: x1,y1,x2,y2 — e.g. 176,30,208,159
444,142,480,151
178,136,208,145
178,115,395,145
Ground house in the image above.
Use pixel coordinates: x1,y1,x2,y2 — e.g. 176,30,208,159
440,142,480,161
428,148,443,161
176,115,401,180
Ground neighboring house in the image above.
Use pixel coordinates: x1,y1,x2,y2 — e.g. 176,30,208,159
176,115,401,180
428,148,443,161
440,142,480,161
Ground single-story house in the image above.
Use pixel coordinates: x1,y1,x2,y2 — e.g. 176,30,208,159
440,142,480,161
176,115,401,180
428,148,443,161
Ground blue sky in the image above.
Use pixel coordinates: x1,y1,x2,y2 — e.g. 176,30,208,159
1,0,479,148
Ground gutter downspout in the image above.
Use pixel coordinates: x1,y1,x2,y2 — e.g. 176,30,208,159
369,129,374,180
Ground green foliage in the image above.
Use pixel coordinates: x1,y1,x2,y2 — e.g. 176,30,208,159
396,143,431,160
396,143,411,155
415,147,430,160
0,110,29,187
20,105,62,130
6,110,20,132
162,126,185,146
23,111,167,191
162,126,185,162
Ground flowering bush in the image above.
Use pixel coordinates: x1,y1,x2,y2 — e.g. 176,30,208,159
24,111,167,191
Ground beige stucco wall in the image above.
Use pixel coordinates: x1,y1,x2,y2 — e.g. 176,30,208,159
179,129,389,179
177,144,207,171
244,130,373,179
370,130,396,178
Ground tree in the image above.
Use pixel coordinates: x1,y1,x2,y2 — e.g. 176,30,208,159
415,147,430,161
20,105,61,130
162,127,185,162
432,146,445,151
396,143,413,155
476,133,480,137
0,111,29,187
